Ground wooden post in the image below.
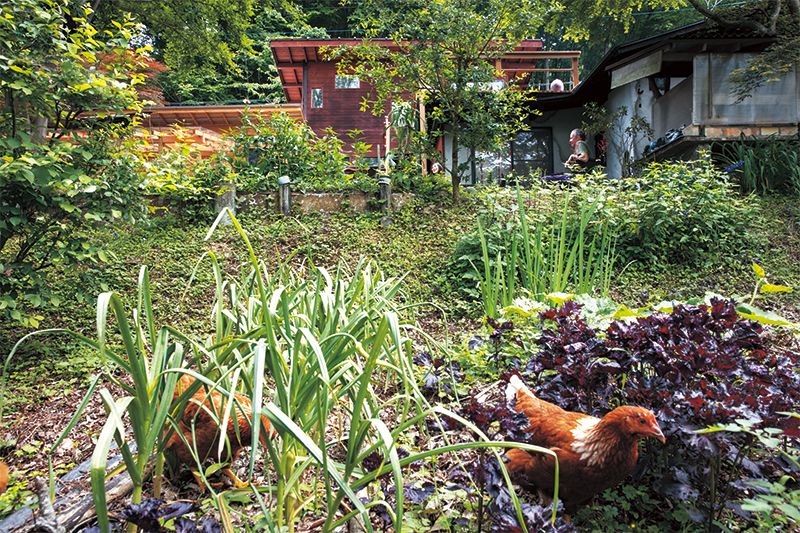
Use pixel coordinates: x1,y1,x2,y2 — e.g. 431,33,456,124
419,94,427,176
571,57,580,89
384,115,391,161
278,175,291,216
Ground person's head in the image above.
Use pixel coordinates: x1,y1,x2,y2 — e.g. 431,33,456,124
549,79,565,92
569,128,586,146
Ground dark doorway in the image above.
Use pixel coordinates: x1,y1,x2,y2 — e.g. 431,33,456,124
511,129,553,176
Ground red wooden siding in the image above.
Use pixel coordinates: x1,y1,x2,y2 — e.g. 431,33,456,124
305,62,387,156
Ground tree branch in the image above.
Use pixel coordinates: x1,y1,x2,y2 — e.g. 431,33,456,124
685,0,776,35
6,88,17,139
14,220,56,265
767,0,783,34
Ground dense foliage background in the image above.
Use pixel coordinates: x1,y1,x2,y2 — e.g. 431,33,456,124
2,1,799,531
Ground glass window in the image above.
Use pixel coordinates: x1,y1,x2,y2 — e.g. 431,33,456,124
512,129,553,176
335,75,360,89
470,149,510,184
311,88,323,108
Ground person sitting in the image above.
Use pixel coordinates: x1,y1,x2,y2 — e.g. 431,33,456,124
565,128,591,172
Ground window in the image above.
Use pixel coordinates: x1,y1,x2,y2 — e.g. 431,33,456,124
511,129,553,176
468,148,510,184
335,75,360,89
311,88,323,108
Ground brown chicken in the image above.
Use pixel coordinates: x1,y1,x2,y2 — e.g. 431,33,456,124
166,374,274,488
504,374,665,511
0,461,8,494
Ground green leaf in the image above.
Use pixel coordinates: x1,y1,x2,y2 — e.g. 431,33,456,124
204,462,227,477
778,503,800,521
736,304,796,327
760,283,792,293
546,292,575,305
741,499,773,513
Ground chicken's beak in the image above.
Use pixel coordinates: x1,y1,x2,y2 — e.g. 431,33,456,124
649,424,666,444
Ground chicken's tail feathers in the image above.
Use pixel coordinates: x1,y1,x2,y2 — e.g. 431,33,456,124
505,373,523,402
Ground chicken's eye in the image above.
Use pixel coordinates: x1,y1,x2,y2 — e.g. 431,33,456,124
639,418,646,425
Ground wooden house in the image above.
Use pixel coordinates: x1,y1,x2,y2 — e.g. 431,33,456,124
270,38,581,180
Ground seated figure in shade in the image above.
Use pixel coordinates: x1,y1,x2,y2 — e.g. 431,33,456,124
565,128,591,171
549,78,565,92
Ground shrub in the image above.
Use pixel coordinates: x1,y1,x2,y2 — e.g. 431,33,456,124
228,113,374,193
0,1,147,327
579,156,759,266
135,130,219,203
719,136,800,195
520,299,800,529
0,130,144,327
452,187,618,316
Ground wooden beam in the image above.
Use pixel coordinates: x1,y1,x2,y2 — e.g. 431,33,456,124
571,57,580,88
502,67,576,72
610,50,662,89
501,51,581,59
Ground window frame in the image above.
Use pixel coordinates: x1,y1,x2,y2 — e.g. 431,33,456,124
311,88,323,109
334,75,361,89
511,128,554,176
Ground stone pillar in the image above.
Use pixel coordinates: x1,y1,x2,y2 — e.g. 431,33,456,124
379,177,392,212
215,182,236,226
379,176,392,227
278,175,291,216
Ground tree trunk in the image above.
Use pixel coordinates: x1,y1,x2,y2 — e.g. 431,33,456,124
451,130,460,203
32,115,48,144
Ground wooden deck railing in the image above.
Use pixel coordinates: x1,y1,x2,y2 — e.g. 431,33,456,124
497,50,581,91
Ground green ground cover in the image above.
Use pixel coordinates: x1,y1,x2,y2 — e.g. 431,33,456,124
1,175,799,531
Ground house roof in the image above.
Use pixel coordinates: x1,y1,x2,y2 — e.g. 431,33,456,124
271,39,403,102
269,38,575,103
532,20,776,111
140,103,303,132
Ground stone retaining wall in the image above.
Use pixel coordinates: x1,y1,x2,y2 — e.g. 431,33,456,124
238,191,412,213
147,190,414,216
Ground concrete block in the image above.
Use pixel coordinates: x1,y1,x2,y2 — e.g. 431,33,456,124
683,125,701,136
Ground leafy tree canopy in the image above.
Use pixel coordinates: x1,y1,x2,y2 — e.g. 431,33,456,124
339,0,548,202
540,6,697,75
559,0,799,97
150,1,328,103
85,0,255,72
1,0,146,326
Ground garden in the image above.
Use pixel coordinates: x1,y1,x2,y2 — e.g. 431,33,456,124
2,1,800,532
